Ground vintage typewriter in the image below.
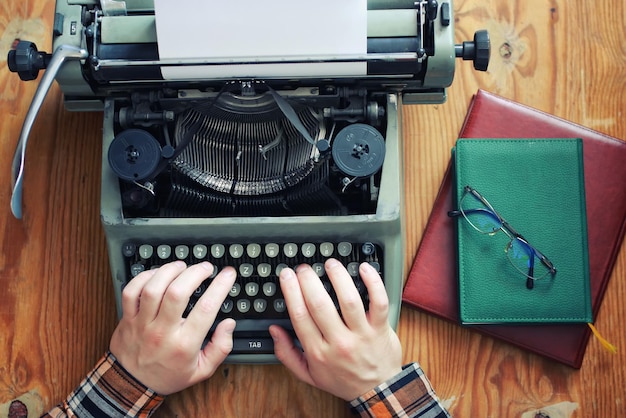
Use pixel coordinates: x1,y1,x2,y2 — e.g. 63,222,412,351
9,0,489,362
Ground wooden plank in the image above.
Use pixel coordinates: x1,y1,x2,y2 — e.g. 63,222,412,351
0,1,624,417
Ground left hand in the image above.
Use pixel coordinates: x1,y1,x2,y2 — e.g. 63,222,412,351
109,261,237,395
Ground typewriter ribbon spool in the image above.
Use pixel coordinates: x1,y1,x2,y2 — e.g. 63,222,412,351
108,129,164,182
332,123,386,178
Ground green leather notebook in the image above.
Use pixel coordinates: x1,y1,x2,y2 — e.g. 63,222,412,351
452,138,592,324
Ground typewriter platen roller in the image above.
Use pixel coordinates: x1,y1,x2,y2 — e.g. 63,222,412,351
9,0,489,363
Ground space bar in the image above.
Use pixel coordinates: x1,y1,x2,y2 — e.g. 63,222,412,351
210,318,294,333
235,318,294,332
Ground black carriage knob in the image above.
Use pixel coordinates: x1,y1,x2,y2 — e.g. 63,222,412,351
455,30,491,72
7,41,52,81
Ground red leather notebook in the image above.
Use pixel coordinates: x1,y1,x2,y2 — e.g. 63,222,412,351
402,90,626,368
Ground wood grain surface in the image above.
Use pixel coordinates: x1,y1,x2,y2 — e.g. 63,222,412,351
1,1,624,417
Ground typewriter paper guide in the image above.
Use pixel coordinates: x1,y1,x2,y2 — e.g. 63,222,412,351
154,0,368,79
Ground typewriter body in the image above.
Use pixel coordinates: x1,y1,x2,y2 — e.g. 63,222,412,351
9,0,489,362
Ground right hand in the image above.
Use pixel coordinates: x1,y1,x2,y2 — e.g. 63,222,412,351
270,259,403,401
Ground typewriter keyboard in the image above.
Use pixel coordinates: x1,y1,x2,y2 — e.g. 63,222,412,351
121,241,383,355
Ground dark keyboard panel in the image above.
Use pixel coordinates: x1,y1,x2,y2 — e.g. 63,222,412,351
121,241,383,354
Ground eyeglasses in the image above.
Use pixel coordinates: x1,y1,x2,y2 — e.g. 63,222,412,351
448,185,557,289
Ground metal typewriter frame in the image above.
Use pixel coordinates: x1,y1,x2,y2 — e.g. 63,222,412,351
101,93,405,363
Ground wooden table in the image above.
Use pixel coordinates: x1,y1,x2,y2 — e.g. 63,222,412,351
1,1,624,416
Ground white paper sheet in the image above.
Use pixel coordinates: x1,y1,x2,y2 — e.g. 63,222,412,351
154,0,368,79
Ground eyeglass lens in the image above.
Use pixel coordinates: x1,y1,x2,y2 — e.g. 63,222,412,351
460,191,501,234
460,189,552,283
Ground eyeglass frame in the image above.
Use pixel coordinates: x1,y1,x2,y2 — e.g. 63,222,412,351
448,185,557,290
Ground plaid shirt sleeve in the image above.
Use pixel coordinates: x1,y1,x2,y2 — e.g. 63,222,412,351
348,363,451,418
42,351,165,418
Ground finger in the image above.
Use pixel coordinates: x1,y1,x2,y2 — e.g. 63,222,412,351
279,267,323,345
136,261,187,323
295,264,346,340
270,325,316,387
359,262,390,328
199,318,236,377
325,258,368,331
184,266,237,339
158,262,216,324
120,269,157,318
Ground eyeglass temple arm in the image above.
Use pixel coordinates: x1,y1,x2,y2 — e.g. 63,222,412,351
447,208,494,218
534,248,557,273
499,218,524,239
510,231,557,274
526,271,535,289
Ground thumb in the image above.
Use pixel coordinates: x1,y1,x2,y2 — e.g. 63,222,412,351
270,325,316,387
200,318,236,373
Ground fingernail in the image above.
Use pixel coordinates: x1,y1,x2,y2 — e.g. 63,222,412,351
200,261,213,271
222,267,236,279
280,267,296,280
295,263,311,273
225,319,236,334
325,258,340,269
269,327,279,342
360,262,375,274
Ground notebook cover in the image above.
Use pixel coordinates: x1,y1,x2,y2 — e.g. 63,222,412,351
453,138,592,324
402,90,626,367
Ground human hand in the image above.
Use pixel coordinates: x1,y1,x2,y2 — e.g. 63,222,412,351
270,258,403,401
109,261,237,395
